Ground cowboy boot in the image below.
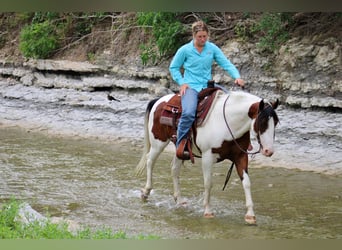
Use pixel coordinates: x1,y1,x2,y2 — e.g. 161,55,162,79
176,138,190,160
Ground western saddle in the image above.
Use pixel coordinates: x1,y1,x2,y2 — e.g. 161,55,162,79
159,86,222,162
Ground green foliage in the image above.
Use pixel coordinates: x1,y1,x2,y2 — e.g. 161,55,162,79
19,21,59,59
0,199,159,239
254,13,293,53
19,220,74,239
0,199,21,238
234,13,294,53
18,12,106,59
67,13,103,38
87,52,96,62
234,20,258,42
137,12,186,65
139,43,157,66
31,12,60,24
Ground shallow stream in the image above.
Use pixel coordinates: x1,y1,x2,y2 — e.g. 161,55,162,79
0,127,341,239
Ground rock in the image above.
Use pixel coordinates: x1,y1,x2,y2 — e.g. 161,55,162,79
15,202,48,226
15,202,81,234
25,59,102,73
20,73,34,86
314,45,339,70
33,72,55,88
153,85,174,96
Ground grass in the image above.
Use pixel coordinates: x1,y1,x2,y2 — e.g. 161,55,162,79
0,199,159,239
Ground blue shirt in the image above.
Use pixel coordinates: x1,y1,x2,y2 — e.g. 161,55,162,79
169,40,241,93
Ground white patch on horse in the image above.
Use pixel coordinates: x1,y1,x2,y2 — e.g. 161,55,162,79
259,118,275,156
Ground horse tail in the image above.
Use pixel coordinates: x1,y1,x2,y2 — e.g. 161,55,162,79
135,97,160,176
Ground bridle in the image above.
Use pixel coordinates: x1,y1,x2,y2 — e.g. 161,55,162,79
222,94,261,156
222,94,261,191
221,94,277,191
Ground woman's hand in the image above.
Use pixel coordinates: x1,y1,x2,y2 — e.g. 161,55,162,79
180,84,189,96
234,78,245,88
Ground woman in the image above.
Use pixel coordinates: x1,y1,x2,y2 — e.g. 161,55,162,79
169,20,245,159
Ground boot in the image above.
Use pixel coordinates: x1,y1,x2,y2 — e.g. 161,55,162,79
176,138,190,160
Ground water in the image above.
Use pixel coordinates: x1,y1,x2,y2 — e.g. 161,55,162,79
0,127,341,239
0,82,341,238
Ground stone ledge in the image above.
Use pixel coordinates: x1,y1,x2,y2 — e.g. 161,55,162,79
24,59,103,73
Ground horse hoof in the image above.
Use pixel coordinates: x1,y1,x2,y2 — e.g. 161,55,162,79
141,193,148,202
177,201,188,208
245,215,256,225
140,189,149,202
204,213,215,218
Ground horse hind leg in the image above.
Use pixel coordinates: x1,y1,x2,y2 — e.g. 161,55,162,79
141,142,167,201
171,156,187,206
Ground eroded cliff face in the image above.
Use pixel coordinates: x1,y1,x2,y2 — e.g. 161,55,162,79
218,36,341,109
0,34,341,110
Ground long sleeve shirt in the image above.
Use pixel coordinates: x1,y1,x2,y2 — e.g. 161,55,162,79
169,40,241,93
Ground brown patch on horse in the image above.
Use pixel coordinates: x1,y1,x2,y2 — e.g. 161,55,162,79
211,132,250,179
252,100,280,136
248,102,260,119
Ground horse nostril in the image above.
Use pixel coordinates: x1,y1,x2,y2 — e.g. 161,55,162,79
264,149,273,156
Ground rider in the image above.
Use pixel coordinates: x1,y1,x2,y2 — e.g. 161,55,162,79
169,20,245,159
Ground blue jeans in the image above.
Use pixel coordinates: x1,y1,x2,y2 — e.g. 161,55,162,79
176,88,199,147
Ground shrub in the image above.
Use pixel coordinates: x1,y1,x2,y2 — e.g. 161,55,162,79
137,12,186,65
254,13,293,53
19,21,59,59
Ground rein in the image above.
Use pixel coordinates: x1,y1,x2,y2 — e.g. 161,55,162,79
222,94,261,156
221,94,260,191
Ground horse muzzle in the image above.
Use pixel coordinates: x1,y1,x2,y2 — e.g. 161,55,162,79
261,147,274,157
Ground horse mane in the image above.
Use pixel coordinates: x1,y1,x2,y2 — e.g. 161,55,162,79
262,102,279,125
146,97,160,114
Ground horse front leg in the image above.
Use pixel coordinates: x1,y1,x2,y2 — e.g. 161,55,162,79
202,151,215,218
241,170,256,224
171,156,187,206
236,157,256,224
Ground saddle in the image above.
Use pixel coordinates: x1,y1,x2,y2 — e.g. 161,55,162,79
159,87,221,162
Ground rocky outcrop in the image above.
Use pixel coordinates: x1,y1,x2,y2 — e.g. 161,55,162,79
218,36,341,109
0,59,172,96
0,35,341,110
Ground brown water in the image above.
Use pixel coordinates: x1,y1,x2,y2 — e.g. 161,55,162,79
0,126,341,239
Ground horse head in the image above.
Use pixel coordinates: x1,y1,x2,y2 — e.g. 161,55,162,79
249,99,279,157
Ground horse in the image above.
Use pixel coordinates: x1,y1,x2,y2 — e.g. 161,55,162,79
135,89,279,224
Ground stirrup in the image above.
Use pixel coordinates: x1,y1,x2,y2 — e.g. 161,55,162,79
176,139,190,160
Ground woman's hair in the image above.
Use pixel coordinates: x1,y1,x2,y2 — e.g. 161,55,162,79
192,21,209,35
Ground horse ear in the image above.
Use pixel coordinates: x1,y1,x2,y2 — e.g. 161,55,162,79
272,99,279,110
259,99,265,111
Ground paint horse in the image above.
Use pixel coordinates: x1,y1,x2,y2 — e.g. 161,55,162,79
135,89,279,224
